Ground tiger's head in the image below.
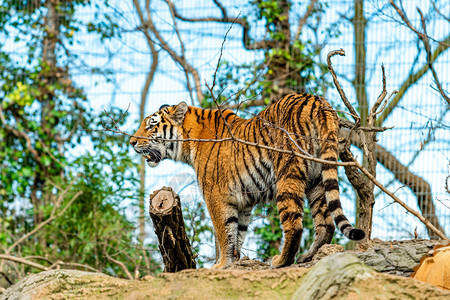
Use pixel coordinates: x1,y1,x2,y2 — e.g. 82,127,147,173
130,102,188,167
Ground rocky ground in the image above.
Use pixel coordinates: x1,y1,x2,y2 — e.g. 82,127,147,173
1,239,449,300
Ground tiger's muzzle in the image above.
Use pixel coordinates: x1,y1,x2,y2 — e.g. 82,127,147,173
143,149,162,164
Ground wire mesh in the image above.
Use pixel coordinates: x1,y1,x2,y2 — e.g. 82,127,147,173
1,0,448,263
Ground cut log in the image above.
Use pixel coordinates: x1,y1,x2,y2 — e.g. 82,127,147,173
149,187,196,272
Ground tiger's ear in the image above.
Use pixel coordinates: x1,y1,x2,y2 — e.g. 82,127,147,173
170,102,188,125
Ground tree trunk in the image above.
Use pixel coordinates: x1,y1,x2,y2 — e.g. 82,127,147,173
149,187,196,272
265,0,304,105
351,0,374,239
339,144,373,240
33,0,61,250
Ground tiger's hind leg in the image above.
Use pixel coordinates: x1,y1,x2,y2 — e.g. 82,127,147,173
297,182,335,263
271,176,305,268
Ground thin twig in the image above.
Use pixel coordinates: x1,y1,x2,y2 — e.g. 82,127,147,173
389,0,450,106
295,0,318,40
368,64,387,125
103,243,133,280
0,254,48,271
339,118,393,132
352,157,447,240
7,191,82,254
326,49,360,123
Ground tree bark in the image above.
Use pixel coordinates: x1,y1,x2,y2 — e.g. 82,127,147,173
339,144,373,240
353,0,368,123
149,187,196,272
351,0,374,239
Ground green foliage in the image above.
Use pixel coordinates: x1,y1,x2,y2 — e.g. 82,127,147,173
254,203,282,259
254,0,286,24
0,0,159,283
201,1,332,109
183,200,215,267
36,114,159,276
253,203,315,260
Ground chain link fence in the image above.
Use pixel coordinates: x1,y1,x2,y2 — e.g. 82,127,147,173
1,0,448,262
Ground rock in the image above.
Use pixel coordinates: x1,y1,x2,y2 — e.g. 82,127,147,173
292,252,450,300
292,253,374,300
311,244,344,264
0,269,128,300
353,239,444,276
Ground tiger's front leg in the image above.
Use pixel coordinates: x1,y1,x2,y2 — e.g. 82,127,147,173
208,200,240,269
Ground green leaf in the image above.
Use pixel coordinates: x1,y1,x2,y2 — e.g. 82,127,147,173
22,167,33,177
41,156,51,166
16,185,24,194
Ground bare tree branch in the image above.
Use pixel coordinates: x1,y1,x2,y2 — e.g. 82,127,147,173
0,255,48,271
376,33,450,126
416,7,450,106
327,49,360,123
163,0,245,25
103,244,133,280
388,0,450,107
6,188,82,254
328,45,445,239
339,118,393,132
295,0,318,40
348,132,446,239
163,0,275,50
349,154,447,240
0,255,100,275
430,0,450,23
134,0,204,104
166,1,196,105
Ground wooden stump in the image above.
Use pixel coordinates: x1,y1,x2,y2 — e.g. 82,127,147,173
149,187,196,272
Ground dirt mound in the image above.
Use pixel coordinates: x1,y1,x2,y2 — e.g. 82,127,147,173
1,239,448,300
232,238,444,276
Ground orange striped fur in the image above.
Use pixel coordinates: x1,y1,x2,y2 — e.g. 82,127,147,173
130,93,365,269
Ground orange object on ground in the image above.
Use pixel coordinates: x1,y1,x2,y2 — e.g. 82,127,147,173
413,244,450,290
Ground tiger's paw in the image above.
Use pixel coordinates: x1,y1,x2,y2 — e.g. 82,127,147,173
271,254,295,268
296,252,314,264
271,255,285,268
211,261,227,269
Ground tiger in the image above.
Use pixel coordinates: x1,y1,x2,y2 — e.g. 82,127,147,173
130,93,365,269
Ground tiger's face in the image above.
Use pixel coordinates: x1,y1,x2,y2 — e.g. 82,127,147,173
130,102,188,167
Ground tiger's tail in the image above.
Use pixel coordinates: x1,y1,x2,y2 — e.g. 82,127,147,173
318,104,365,241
